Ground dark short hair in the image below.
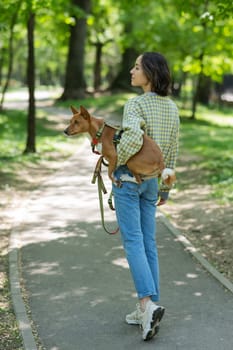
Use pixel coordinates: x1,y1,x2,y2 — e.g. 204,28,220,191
141,52,171,96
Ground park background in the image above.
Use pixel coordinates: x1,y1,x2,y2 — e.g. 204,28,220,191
0,0,233,348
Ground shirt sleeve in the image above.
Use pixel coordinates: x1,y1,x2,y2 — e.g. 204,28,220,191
117,99,146,166
165,117,180,169
159,116,180,193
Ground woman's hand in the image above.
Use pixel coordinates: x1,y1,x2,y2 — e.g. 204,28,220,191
157,198,167,206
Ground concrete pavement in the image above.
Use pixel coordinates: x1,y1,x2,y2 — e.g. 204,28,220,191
10,139,233,350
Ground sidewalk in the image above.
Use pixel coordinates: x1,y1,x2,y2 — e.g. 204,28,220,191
10,140,233,350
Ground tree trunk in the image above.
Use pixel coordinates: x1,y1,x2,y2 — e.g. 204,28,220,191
172,71,187,98
191,76,199,120
0,0,22,110
196,74,212,105
191,51,205,120
60,0,91,100
24,11,36,153
93,43,103,91
191,0,209,119
110,48,138,91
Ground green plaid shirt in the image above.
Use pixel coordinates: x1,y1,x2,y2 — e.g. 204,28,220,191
117,92,180,192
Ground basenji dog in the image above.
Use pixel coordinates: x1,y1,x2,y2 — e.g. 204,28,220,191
64,106,176,186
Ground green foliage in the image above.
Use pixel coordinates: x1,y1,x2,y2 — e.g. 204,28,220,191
0,0,232,123
213,0,233,19
1,0,233,91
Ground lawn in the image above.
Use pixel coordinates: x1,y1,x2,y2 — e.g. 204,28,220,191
178,103,233,203
1,94,232,203
0,108,79,192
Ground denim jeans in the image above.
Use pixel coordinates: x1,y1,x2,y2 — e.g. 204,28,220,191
112,166,160,302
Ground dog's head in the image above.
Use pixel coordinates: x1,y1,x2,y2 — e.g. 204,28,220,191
64,105,91,136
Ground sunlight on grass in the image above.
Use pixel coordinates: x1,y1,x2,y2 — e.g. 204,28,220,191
178,102,233,126
195,105,233,126
0,93,233,203
179,109,233,203
202,112,233,127
0,108,78,191
56,92,135,115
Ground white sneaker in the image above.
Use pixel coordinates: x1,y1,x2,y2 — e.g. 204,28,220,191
125,304,143,325
141,300,165,341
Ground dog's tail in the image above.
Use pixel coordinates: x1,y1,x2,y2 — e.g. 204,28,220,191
161,168,176,187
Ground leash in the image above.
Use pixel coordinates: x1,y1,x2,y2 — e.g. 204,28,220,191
91,123,123,155
91,156,119,235
91,123,105,154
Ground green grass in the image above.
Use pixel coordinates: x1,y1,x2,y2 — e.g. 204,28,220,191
0,93,133,190
0,108,78,190
178,103,233,203
1,93,232,203
56,92,134,115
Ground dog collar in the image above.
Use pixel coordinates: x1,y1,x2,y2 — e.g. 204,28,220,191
92,137,99,145
91,124,105,154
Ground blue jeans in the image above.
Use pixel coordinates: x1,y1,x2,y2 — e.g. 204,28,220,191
112,166,160,302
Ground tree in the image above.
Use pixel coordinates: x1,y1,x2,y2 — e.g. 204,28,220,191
60,0,91,100
24,10,36,153
109,1,144,91
23,0,55,153
104,0,233,116
88,1,115,91
110,46,138,91
176,0,233,118
213,0,233,19
1,0,232,118
0,0,22,110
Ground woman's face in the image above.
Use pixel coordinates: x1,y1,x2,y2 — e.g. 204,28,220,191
130,55,151,92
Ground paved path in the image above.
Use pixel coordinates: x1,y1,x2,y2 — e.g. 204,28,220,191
10,139,233,350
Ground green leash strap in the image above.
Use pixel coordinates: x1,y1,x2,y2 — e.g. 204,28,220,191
92,156,119,235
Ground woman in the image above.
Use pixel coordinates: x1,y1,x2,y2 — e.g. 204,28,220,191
112,52,179,341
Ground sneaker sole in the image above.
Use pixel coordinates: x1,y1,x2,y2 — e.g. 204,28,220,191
143,307,165,341
126,319,141,325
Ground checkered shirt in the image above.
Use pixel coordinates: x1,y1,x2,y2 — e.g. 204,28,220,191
117,92,180,192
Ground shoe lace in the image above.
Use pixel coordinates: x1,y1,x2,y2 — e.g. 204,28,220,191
135,303,143,318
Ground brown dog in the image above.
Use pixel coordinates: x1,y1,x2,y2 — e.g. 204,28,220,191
64,106,175,186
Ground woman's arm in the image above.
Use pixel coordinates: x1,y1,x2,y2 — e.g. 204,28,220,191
117,99,145,166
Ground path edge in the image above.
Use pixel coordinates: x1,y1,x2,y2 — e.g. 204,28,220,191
158,210,233,294
9,229,37,350
8,142,91,350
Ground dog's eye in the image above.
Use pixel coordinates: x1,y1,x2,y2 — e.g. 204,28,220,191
74,120,79,125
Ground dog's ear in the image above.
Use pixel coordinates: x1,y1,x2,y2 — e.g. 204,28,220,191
80,105,91,120
70,106,79,115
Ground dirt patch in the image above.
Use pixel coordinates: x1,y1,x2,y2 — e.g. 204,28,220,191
161,157,233,283
0,194,25,348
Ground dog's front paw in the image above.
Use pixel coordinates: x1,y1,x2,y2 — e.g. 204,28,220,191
108,173,122,187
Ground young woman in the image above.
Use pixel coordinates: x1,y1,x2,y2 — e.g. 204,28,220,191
112,52,179,341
